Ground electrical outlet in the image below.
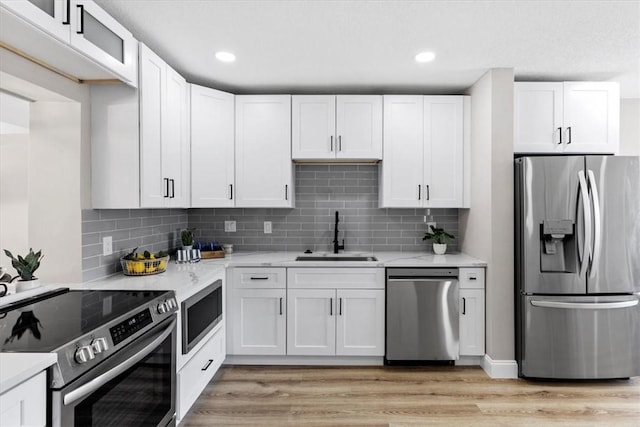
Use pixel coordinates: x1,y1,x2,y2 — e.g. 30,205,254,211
102,236,113,256
224,220,236,232
426,222,437,230
264,221,272,234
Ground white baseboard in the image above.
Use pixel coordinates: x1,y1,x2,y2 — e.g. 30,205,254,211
455,356,484,366
225,355,384,366
481,354,518,378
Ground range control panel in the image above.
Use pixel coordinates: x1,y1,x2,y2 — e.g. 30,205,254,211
110,308,153,345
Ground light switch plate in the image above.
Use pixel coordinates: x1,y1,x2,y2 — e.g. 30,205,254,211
224,220,236,232
103,236,113,256
264,221,272,234
426,222,437,230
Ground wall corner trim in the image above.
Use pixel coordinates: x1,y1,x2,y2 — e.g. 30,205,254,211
481,354,518,379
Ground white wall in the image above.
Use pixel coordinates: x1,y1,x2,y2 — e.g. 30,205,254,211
0,47,89,282
620,99,640,156
461,68,515,362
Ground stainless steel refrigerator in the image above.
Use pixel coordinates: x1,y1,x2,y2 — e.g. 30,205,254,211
515,155,640,379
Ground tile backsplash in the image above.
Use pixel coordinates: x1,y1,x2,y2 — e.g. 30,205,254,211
81,208,187,282
189,165,458,253
82,165,459,281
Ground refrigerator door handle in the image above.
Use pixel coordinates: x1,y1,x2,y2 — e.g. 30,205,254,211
577,170,592,276
530,300,638,310
587,170,602,278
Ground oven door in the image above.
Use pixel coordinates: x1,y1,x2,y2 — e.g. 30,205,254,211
52,316,177,427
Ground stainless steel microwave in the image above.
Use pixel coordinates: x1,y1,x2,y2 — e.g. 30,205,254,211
181,279,222,354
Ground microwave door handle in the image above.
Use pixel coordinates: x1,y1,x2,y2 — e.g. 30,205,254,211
63,318,176,406
587,170,601,278
577,170,592,277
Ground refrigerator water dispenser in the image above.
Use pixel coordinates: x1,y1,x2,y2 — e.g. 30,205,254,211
540,220,575,272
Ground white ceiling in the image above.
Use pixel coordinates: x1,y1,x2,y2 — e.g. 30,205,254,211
95,0,640,98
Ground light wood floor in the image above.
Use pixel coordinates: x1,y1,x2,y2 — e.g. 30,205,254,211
181,365,640,426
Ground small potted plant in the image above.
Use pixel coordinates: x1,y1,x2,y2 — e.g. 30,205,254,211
422,225,454,255
181,228,195,250
3,248,44,292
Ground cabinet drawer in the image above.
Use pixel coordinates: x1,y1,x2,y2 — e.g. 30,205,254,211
177,326,225,420
460,268,485,289
288,268,384,289
231,267,286,288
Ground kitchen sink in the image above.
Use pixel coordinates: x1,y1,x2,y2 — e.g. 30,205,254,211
295,256,378,262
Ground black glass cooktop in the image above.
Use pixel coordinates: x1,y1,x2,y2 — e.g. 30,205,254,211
0,289,167,353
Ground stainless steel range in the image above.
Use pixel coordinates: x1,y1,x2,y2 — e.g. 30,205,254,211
0,288,178,426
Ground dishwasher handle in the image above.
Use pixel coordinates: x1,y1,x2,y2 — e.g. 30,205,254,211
388,276,458,282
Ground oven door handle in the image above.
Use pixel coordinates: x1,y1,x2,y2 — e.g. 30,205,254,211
63,318,176,406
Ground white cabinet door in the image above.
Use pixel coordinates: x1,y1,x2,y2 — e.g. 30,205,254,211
287,289,336,356
235,95,293,207
459,288,485,356
380,95,424,207
563,82,619,154
292,95,335,159
1,0,69,43
336,289,385,356
0,371,46,427
424,96,464,208
514,82,564,153
69,0,138,85
231,288,286,355
336,95,382,159
191,85,235,207
139,44,165,207
163,66,190,207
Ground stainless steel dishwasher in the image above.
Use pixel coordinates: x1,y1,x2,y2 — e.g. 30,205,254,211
385,268,459,364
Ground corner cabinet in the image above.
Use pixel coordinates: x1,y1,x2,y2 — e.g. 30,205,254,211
227,268,287,355
235,96,294,208
190,85,235,207
459,268,485,356
292,95,382,161
0,0,138,85
380,95,470,208
139,43,190,208
514,82,619,154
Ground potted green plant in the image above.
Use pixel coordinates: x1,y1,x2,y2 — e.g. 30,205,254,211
181,228,195,249
3,248,44,291
422,225,454,255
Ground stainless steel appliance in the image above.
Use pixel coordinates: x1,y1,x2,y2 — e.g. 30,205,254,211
0,288,178,426
515,155,640,379
385,268,459,363
181,279,222,354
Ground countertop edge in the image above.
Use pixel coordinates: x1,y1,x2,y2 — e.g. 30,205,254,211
0,353,57,394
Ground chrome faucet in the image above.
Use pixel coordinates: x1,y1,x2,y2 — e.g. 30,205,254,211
333,211,345,254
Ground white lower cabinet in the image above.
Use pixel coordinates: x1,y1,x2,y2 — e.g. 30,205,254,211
287,268,385,357
177,325,226,422
228,268,287,356
0,371,46,427
459,268,485,356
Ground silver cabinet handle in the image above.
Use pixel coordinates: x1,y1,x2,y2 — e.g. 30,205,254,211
64,318,175,406
530,300,638,310
577,170,592,277
587,170,601,278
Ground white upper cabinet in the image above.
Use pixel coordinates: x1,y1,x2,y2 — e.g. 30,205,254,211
190,85,235,207
380,95,470,208
514,82,619,154
292,95,382,161
1,0,138,86
139,43,190,208
235,95,293,208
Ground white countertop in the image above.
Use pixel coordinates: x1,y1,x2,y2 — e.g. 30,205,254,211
0,251,485,391
0,353,57,394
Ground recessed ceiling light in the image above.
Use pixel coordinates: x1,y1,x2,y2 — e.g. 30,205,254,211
215,51,236,63
415,51,436,63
